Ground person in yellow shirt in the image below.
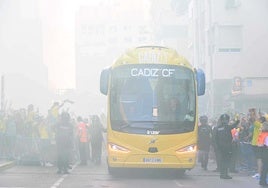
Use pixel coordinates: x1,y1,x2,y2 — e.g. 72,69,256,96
257,122,268,186
249,108,265,178
38,118,52,167
49,100,74,125
50,102,64,122
48,101,67,140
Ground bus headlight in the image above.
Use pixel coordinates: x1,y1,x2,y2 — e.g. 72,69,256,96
176,144,197,153
108,143,130,153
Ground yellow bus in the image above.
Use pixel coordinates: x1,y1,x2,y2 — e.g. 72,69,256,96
100,46,205,174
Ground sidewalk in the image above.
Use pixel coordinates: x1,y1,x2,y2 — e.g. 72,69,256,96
188,161,219,176
189,160,258,178
0,160,15,170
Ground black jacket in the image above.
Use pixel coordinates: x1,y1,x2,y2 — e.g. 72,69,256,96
198,124,212,151
215,120,239,153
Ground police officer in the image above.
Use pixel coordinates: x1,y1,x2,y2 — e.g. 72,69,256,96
77,116,88,165
198,115,212,170
55,112,73,174
215,114,239,179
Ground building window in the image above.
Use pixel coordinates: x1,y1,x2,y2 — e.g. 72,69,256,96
216,25,242,53
231,77,242,96
225,0,241,9
218,48,241,52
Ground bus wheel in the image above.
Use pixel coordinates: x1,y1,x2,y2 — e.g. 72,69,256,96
108,165,118,175
177,169,186,177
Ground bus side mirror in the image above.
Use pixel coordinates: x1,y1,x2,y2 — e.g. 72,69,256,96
100,67,111,95
196,68,206,96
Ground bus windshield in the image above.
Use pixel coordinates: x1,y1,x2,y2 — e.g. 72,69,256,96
110,64,196,134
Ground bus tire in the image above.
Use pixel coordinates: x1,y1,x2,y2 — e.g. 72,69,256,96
177,169,186,177
108,165,118,175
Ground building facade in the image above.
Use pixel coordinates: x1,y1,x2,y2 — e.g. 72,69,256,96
190,0,268,116
0,0,50,113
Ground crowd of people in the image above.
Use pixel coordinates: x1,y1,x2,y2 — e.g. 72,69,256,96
1,101,268,185
198,108,268,186
0,101,105,174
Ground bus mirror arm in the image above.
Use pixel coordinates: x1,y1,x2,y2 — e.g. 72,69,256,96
195,68,206,96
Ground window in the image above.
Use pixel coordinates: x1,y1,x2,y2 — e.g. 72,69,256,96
216,25,242,53
225,0,241,9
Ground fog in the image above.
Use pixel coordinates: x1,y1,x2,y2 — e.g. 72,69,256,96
1,0,268,118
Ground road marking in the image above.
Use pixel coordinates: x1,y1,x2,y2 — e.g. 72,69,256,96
174,180,184,187
51,175,68,188
50,163,78,188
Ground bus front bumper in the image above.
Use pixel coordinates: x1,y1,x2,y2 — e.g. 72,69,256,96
107,153,197,169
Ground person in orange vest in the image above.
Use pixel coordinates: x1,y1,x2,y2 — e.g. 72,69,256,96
77,116,88,165
257,121,268,186
229,126,240,173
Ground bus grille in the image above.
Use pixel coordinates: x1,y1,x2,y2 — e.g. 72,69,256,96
148,147,158,153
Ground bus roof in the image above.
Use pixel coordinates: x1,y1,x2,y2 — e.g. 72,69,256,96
111,46,192,69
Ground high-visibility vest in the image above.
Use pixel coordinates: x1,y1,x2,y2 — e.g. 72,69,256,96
231,128,239,141
51,106,59,119
39,123,49,139
251,121,262,146
257,132,268,146
78,122,88,143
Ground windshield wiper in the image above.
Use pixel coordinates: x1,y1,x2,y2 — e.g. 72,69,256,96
119,121,154,130
119,122,132,130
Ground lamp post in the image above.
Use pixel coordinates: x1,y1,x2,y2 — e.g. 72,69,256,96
208,0,214,117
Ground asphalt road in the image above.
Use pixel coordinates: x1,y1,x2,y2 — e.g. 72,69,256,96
0,159,261,188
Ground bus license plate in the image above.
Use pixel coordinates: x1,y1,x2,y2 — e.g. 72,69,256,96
143,157,162,163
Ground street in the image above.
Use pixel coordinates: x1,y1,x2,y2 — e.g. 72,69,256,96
1,1,268,187
0,159,260,188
